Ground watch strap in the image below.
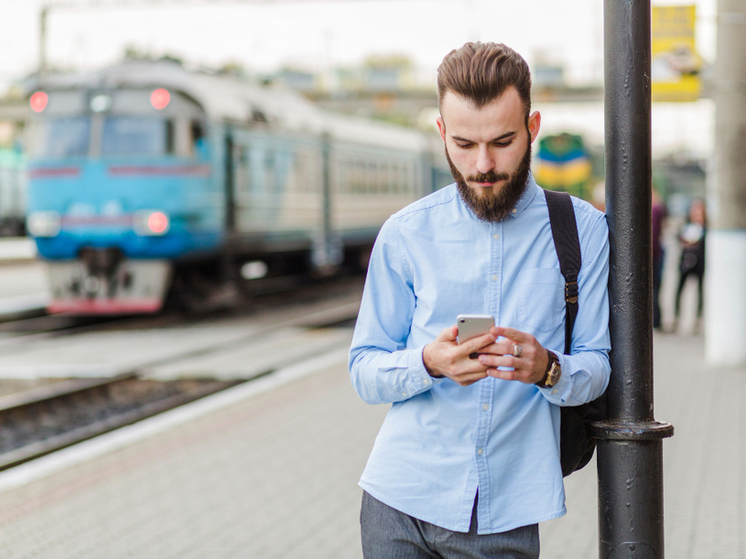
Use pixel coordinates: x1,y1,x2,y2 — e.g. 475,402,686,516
536,350,560,388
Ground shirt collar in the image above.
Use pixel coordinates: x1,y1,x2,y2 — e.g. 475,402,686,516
510,172,539,218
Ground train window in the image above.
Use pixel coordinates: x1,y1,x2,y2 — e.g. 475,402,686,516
355,161,366,193
42,117,90,157
398,164,408,193
247,149,263,193
379,163,389,193
376,161,386,193
293,149,311,192
265,151,276,192
389,163,400,193
373,161,384,194
337,160,351,193
251,109,268,124
234,145,250,194
166,120,175,153
101,117,173,156
366,161,375,194
407,164,417,194
191,121,204,144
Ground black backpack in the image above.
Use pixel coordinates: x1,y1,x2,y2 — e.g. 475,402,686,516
544,189,607,477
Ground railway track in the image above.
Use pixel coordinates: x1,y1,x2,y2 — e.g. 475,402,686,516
0,271,361,345
0,285,361,471
0,374,242,471
0,314,125,346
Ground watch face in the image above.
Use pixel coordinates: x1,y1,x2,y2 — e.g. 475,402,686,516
546,362,561,387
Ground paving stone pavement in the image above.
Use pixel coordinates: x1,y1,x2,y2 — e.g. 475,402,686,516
0,347,386,559
0,329,742,558
540,331,746,559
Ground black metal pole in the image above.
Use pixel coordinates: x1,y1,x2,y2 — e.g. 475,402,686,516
598,1,674,558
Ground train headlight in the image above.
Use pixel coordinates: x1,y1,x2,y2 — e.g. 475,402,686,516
151,89,170,110
27,211,61,237
30,91,48,113
134,210,170,236
90,94,112,113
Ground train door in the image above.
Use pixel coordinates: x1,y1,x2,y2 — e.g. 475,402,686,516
312,132,342,269
224,132,237,234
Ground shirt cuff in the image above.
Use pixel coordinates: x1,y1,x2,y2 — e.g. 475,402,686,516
407,345,440,389
536,352,571,404
384,346,438,401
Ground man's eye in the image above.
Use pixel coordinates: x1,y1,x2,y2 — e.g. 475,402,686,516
455,143,473,149
494,141,512,147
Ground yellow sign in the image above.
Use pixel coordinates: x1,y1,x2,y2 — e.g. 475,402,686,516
652,5,701,102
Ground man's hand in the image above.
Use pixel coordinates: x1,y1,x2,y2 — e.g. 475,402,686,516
477,326,550,385
423,325,497,386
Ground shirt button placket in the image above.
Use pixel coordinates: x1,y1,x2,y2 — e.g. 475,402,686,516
490,228,501,284
488,222,502,345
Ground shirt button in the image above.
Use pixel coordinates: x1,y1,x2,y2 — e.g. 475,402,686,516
493,233,500,239
402,391,408,397
512,208,517,214
477,448,484,455
491,275,498,282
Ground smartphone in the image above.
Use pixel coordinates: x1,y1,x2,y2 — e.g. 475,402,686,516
457,314,495,344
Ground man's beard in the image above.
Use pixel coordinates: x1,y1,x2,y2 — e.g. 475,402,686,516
446,138,532,223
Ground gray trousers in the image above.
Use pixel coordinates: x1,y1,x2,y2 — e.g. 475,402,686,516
360,492,540,559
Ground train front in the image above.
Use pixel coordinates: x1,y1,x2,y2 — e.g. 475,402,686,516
25,84,219,314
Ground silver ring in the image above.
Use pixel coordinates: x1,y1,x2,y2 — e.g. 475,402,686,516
512,343,522,357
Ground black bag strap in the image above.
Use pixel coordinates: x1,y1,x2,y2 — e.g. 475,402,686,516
544,189,581,354
544,189,608,477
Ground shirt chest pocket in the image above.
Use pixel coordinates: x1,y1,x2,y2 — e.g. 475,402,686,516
516,268,566,333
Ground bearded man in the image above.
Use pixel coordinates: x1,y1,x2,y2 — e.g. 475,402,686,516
349,42,611,559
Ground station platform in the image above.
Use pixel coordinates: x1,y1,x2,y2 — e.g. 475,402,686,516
0,257,48,318
0,237,36,264
0,329,742,559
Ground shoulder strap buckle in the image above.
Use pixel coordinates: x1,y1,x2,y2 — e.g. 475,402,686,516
565,281,579,304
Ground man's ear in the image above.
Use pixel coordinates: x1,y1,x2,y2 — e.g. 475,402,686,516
528,111,541,143
436,115,446,142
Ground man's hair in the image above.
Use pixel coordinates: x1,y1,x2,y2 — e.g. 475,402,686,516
437,42,532,117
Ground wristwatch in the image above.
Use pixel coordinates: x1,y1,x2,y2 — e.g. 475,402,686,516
536,350,561,388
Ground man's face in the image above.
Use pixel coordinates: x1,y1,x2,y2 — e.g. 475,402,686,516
437,87,540,222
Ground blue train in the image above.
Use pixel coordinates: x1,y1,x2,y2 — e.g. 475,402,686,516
24,59,450,314
0,147,26,236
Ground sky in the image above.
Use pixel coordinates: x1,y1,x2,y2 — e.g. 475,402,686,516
0,0,720,156
0,0,718,90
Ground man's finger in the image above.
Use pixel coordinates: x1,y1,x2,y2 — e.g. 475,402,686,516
479,354,520,370
486,368,518,381
458,331,497,355
437,324,459,342
493,326,530,343
454,371,489,386
477,340,521,357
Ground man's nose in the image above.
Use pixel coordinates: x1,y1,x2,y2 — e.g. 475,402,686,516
475,146,496,174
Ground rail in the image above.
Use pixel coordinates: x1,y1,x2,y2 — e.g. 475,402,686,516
0,295,360,471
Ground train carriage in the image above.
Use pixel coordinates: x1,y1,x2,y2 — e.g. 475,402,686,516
0,147,26,236
24,59,447,314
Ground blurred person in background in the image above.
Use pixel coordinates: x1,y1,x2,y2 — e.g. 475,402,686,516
652,188,667,330
672,198,706,333
349,42,610,559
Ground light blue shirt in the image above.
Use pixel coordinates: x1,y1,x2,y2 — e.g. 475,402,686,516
349,175,611,535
